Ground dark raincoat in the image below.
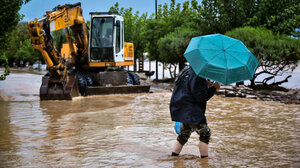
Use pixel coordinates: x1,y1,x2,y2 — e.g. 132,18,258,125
170,67,216,125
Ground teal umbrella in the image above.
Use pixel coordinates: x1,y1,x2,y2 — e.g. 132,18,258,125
184,34,259,85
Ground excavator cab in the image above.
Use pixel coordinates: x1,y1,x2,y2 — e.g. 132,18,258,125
88,13,133,67
89,13,124,63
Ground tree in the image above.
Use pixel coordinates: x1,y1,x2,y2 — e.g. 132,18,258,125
5,22,43,66
0,0,30,80
0,54,10,80
14,39,42,65
246,0,300,38
144,16,162,62
199,0,257,34
226,26,300,88
144,0,199,71
110,0,299,82
199,0,299,37
158,26,198,77
5,22,36,65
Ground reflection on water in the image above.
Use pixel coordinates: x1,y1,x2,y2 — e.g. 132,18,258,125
0,72,300,167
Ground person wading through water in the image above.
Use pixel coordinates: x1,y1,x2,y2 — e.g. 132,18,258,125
170,65,220,158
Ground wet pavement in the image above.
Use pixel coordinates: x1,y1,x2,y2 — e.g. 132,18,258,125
0,71,299,167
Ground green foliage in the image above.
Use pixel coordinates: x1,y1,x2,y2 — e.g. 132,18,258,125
200,0,257,34
6,22,29,63
108,0,299,81
0,0,22,54
0,0,30,79
52,29,67,53
200,0,299,37
157,26,198,77
123,9,147,59
144,17,161,61
0,53,10,80
14,39,42,65
1,0,298,84
246,0,300,37
144,0,200,62
158,26,198,66
226,26,300,86
4,22,43,66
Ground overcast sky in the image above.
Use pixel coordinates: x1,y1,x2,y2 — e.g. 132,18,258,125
19,0,192,21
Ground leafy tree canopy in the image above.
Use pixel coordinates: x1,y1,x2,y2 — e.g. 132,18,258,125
226,26,300,87
107,0,299,82
0,0,30,80
158,26,198,77
246,0,300,37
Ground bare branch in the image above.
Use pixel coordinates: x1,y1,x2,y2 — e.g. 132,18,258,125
270,75,292,86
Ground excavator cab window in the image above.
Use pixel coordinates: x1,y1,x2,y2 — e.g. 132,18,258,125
90,17,114,62
115,20,121,54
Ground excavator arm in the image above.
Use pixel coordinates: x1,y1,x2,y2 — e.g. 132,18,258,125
28,2,88,100
28,18,67,82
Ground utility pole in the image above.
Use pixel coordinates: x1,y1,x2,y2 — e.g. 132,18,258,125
155,0,158,81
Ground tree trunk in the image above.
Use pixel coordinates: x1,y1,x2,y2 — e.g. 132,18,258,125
250,79,255,88
270,75,292,87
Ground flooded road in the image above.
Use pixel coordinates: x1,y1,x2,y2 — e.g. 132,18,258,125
0,71,300,167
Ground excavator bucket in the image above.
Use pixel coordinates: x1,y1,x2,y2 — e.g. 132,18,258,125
40,75,79,100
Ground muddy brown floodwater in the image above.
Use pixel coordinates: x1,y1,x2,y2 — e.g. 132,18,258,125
0,71,300,167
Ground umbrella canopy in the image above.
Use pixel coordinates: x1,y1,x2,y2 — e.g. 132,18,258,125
184,34,259,85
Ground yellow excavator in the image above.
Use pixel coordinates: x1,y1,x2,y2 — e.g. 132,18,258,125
28,2,150,100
